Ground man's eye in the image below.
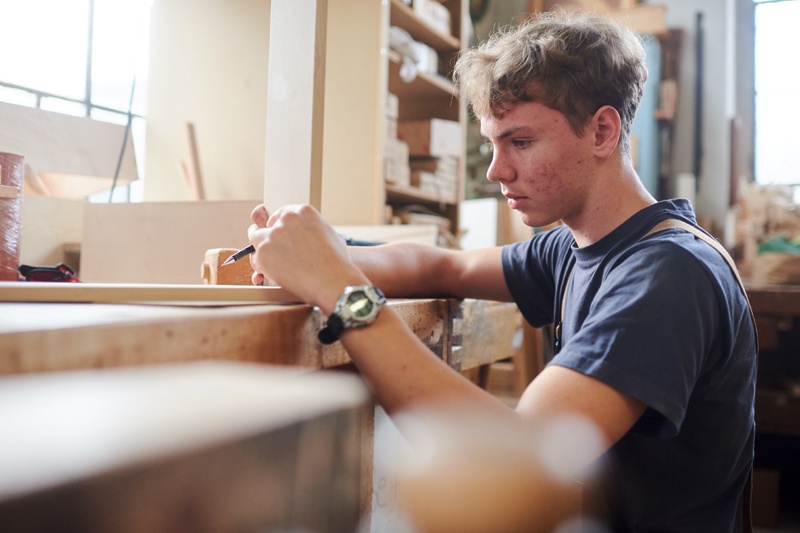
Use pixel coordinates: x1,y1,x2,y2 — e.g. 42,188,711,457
513,140,532,149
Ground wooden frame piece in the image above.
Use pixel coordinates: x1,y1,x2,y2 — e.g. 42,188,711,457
0,282,299,305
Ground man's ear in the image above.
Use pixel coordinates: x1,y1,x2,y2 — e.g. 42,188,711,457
591,105,621,158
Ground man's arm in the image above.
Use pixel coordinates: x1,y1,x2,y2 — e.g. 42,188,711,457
517,366,647,450
247,204,644,470
250,200,512,302
347,243,512,302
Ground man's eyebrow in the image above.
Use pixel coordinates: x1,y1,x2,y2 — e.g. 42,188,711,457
498,126,530,140
481,125,531,141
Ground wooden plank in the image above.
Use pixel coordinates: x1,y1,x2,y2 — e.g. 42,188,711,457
263,0,328,213
0,282,298,305
180,122,206,201
0,362,368,532
80,200,260,284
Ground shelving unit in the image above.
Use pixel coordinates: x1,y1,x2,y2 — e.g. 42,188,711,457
385,0,467,243
319,0,467,243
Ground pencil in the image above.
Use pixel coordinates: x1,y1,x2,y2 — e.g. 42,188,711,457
222,244,255,266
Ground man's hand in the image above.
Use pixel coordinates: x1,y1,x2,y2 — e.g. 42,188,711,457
247,204,369,313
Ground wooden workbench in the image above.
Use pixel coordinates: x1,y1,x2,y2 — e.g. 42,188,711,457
0,298,521,376
0,292,523,528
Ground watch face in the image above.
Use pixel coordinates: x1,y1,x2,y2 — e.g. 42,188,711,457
346,291,374,319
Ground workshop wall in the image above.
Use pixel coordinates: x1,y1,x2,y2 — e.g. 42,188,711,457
144,0,270,201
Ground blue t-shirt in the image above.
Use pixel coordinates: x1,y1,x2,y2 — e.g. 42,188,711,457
502,200,756,532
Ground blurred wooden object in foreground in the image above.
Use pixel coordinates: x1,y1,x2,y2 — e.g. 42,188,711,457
0,361,369,533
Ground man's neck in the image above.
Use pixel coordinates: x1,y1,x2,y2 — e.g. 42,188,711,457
565,165,656,248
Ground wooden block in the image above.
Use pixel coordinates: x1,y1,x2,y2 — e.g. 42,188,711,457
0,361,369,533
202,248,255,286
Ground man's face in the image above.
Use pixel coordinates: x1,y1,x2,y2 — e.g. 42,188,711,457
480,101,595,229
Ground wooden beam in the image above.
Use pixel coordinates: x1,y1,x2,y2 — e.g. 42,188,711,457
263,0,328,213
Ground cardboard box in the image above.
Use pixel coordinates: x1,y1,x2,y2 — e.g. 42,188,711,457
397,119,462,158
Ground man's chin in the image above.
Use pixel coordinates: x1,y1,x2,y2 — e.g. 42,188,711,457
517,211,558,230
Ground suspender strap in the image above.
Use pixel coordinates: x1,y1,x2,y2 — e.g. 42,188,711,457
645,219,749,295
559,218,752,323
645,219,756,533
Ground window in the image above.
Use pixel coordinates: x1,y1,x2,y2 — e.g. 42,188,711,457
0,0,152,201
754,0,800,186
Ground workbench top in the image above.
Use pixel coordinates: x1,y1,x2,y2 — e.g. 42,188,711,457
0,297,522,376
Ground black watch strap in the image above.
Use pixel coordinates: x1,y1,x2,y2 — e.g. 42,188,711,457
318,313,345,345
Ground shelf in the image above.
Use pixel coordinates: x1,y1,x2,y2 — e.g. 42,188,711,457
390,0,460,54
386,184,458,208
383,0,466,238
388,51,455,97
388,51,459,121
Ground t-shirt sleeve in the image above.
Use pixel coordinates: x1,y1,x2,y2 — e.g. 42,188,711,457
501,226,573,328
551,241,721,437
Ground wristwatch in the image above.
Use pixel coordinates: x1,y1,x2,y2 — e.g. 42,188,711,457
318,285,386,344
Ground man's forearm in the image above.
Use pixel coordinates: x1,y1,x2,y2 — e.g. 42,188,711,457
348,242,453,298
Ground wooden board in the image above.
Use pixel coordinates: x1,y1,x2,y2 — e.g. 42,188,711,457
19,194,85,268
80,200,260,284
0,282,298,305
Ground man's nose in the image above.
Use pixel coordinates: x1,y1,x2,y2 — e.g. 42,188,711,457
486,151,512,183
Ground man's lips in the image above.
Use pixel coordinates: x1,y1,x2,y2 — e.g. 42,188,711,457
503,192,526,208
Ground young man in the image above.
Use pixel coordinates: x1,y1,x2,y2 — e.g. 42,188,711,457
247,10,756,531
